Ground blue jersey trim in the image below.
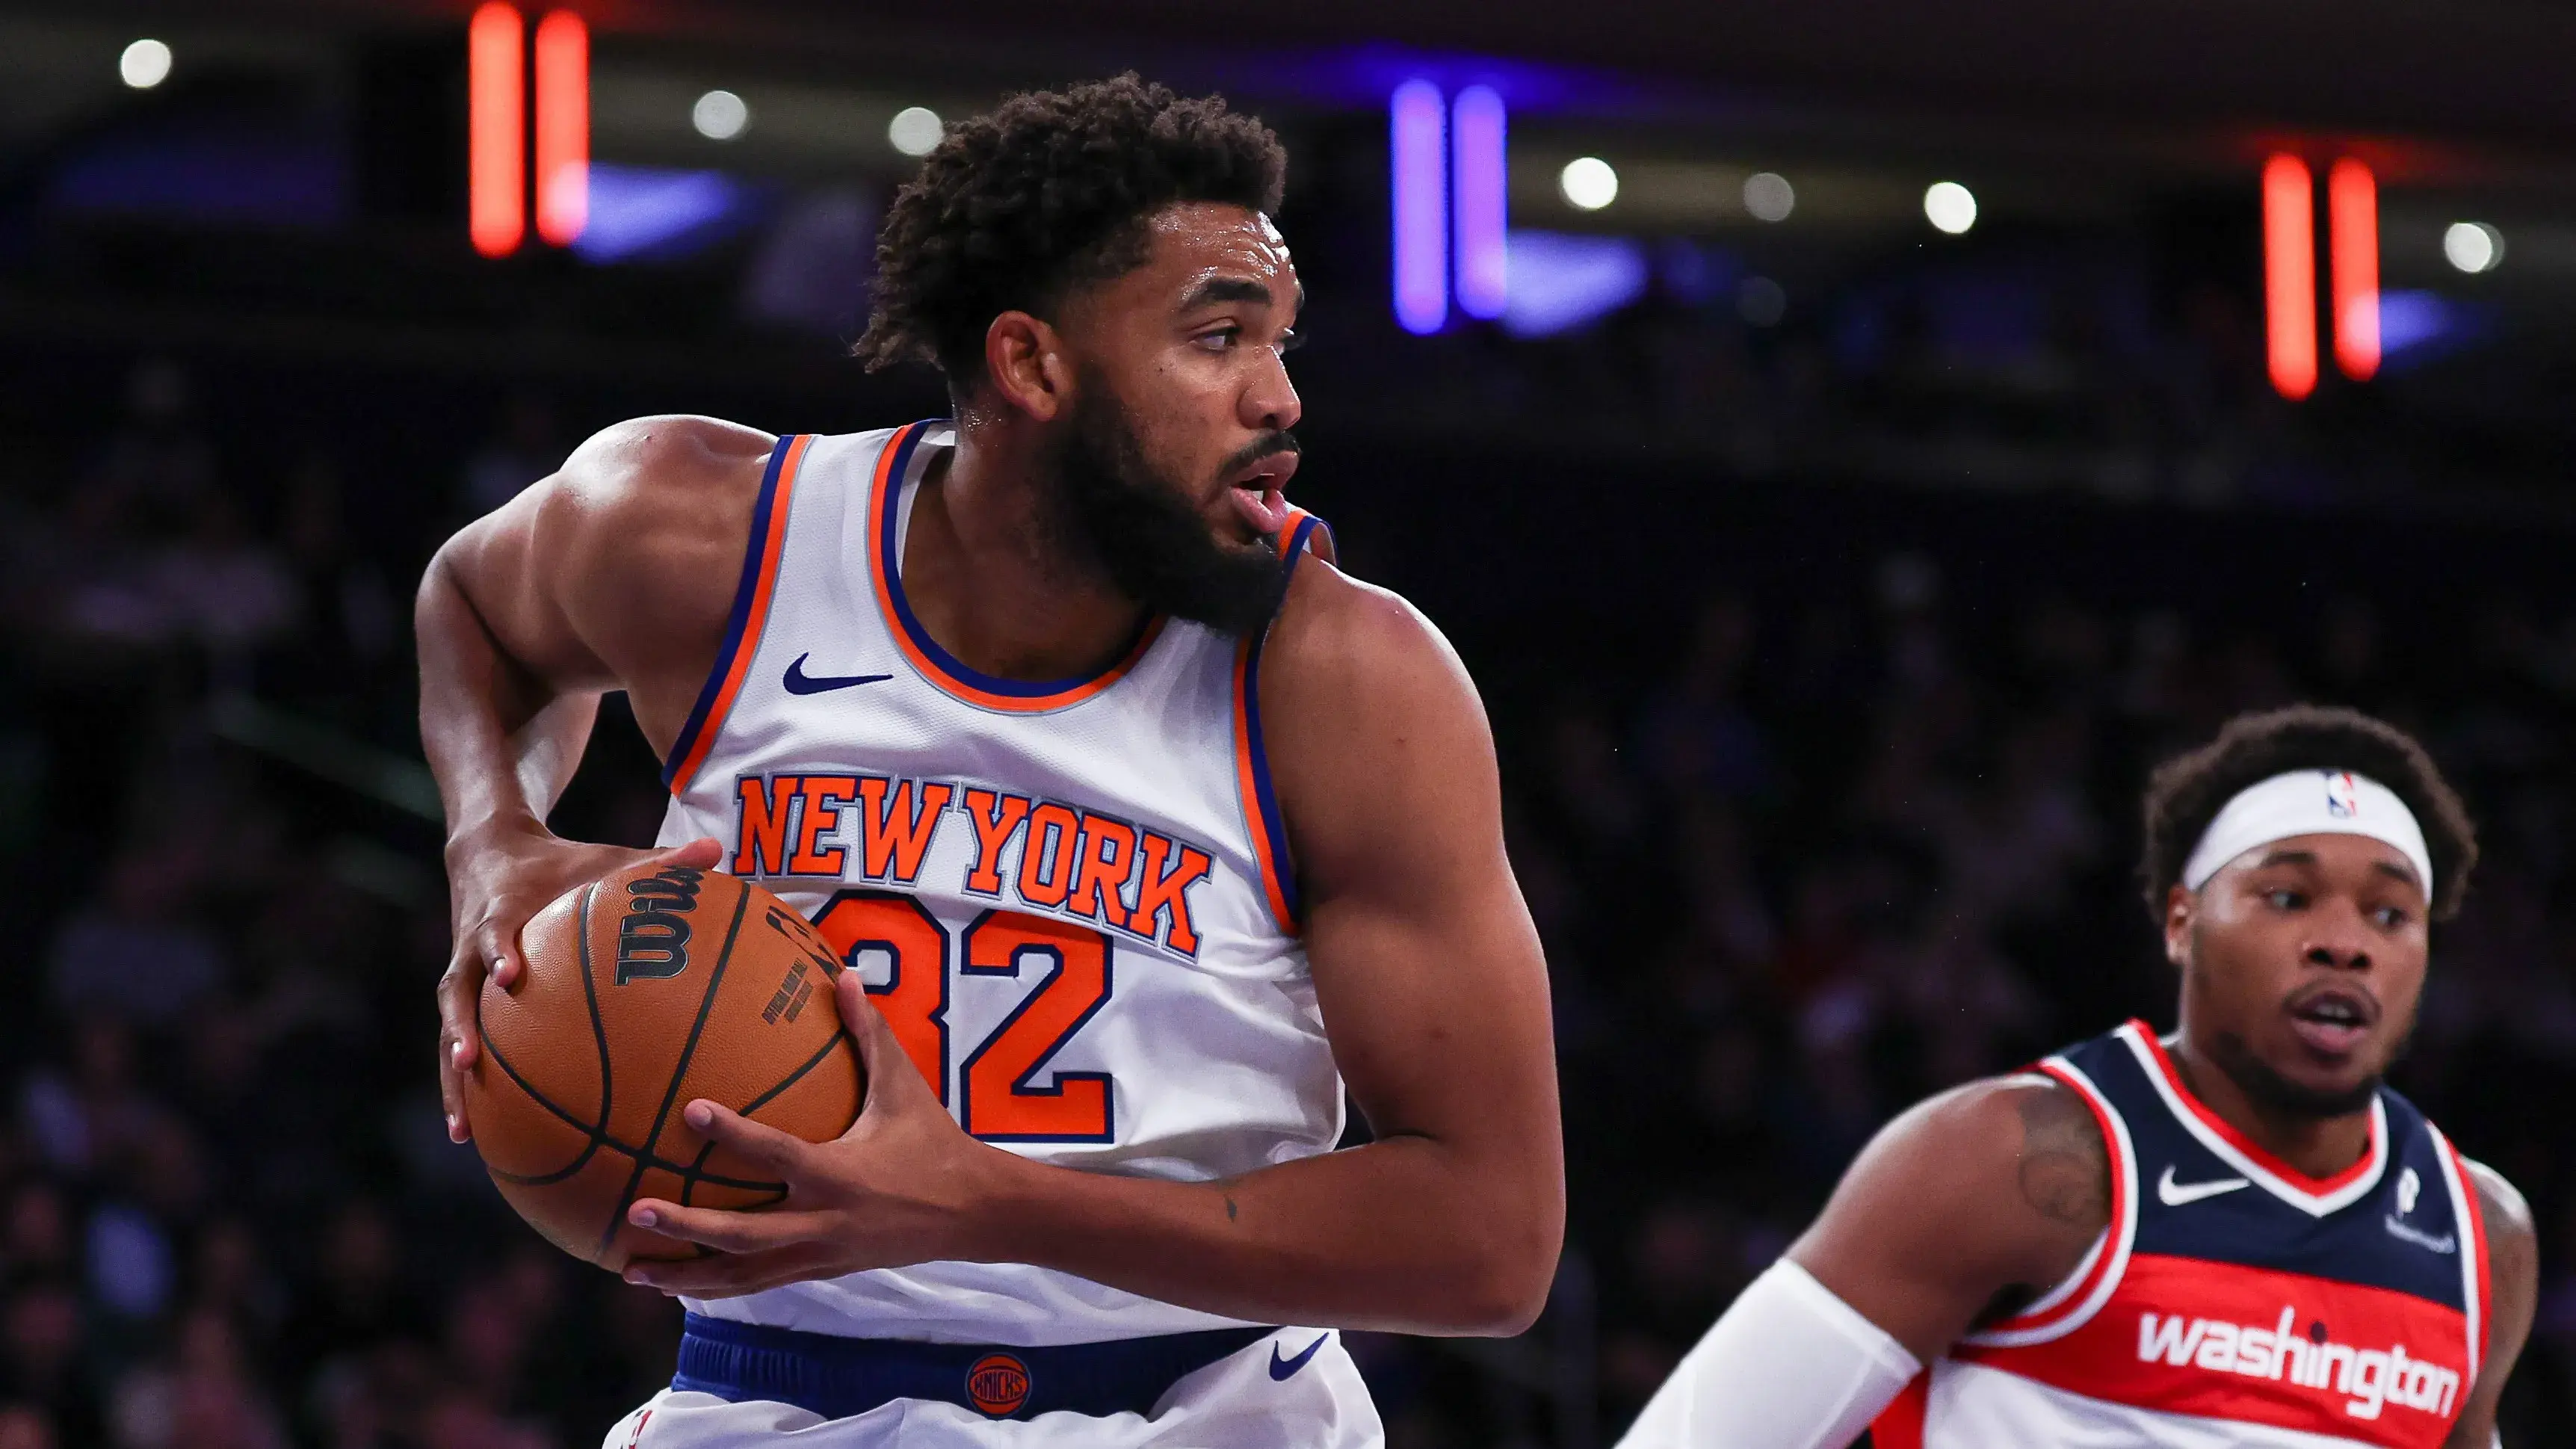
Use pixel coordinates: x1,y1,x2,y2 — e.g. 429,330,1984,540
663,436,795,788
874,421,1159,701
1238,513,1321,929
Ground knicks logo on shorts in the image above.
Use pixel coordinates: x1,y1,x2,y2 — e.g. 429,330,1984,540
966,1353,1031,1417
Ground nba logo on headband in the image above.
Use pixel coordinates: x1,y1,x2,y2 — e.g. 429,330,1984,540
2181,767,2433,894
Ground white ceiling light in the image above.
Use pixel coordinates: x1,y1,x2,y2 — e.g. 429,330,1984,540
888,106,944,157
1924,180,1977,235
692,90,750,141
1559,157,1619,211
120,38,172,90
1738,276,1787,326
2443,221,2503,274
1742,172,1794,223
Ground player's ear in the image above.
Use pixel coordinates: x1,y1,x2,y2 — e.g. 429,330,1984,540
984,312,1071,423
2163,883,2196,970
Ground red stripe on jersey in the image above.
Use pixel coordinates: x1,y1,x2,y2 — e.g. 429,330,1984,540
1956,1252,2472,1447
2439,1137,2492,1377
2132,1024,2381,1196
1870,1370,1929,1449
1976,1060,2131,1339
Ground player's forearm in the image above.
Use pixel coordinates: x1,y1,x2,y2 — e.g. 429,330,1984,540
415,547,599,847
977,1134,1560,1337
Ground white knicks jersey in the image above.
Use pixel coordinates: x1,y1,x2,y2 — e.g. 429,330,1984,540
654,421,1338,1346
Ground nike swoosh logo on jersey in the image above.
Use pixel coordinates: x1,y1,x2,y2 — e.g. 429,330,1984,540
1270,1333,1330,1381
2158,1165,2252,1205
782,653,892,694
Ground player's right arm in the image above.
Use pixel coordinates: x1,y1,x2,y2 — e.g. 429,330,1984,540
416,415,773,1144
1617,1075,2107,1447
1790,1074,2110,1359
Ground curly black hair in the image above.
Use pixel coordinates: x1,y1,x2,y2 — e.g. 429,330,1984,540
853,75,1288,382
2140,705,2479,921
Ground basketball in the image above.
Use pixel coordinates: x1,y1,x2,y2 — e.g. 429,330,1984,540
462,860,864,1271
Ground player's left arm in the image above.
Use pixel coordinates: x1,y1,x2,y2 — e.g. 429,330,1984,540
2444,1158,2538,1448
623,562,1567,1336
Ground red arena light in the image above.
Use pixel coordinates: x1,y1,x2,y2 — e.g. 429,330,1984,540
2329,158,2379,381
2262,153,2317,401
468,3,525,258
534,10,588,247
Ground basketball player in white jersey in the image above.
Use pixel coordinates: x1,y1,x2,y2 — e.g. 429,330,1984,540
1620,705,2536,1448
416,77,1564,1446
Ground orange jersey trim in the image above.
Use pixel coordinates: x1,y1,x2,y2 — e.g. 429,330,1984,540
1227,511,1323,936
664,432,812,794
866,421,1165,713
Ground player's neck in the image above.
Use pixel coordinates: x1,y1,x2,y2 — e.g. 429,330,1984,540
903,430,1151,682
2163,1032,2373,1183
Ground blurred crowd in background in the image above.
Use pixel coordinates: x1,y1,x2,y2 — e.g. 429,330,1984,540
0,312,2568,1449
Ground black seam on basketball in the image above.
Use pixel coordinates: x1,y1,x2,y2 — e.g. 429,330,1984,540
742,1028,853,1117
598,878,752,1255
477,1019,634,1146
576,880,614,1146
474,1017,776,1187
475,993,784,1189
477,995,616,1182
676,1028,850,1205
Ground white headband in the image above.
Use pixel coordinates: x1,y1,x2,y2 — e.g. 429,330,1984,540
2181,769,2433,897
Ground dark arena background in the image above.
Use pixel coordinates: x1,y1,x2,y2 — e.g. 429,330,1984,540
0,0,2572,1444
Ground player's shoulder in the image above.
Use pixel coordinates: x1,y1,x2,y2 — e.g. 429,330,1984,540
1906,1070,2101,1161
2459,1154,2537,1278
1885,1072,2110,1223
550,414,776,510
1261,544,1471,715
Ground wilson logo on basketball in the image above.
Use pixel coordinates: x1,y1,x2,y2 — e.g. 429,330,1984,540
614,866,704,985
966,1353,1031,1417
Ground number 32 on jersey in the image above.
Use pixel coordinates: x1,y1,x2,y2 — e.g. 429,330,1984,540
809,889,1114,1143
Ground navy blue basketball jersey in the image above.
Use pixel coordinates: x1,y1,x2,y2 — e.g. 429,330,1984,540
1877,1020,2492,1448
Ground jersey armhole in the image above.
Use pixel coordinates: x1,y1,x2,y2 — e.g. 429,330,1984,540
1229,511,1324,935
2433,1128,2492,1382
663,433,810,794
1957,1057,2138,1348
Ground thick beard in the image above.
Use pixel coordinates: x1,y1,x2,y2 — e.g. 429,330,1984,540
2205,1027,2384,1119
1048,392,1284,637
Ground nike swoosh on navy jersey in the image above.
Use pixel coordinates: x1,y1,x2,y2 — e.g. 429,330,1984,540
1269,1333,1330,1381
2157,1164,2252,1205
782,653,892,694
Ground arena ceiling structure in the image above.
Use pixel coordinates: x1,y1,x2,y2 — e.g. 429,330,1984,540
2,0,2575,493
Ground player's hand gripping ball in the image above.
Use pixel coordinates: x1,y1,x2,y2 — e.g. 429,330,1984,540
461,860,864,1271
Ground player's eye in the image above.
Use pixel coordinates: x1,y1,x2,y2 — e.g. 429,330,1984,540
1276,329,1306,355
1193,327,1238,351
2266,889,2304,910
2372,905,2410,929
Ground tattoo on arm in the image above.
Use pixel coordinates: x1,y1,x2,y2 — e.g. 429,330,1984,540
1225,1195,1238,1223
2015,1086,2110,1229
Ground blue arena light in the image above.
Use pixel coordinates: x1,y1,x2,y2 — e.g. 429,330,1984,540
1390,79,1448,335
1451,87,1507,321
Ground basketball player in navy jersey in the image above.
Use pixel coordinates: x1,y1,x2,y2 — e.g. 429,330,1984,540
1622,705,2536,1448
417,78,1562,1445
